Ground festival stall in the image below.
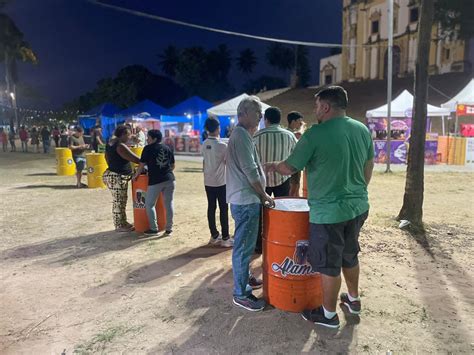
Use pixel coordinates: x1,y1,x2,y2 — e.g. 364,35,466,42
118,99,167,131
78,102,123,140
163,96,213,153
439,79,474,165
442,78,474,136
207,93,271,138
366,90,450,164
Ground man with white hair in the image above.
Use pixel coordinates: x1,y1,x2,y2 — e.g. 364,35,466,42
226,96,275,312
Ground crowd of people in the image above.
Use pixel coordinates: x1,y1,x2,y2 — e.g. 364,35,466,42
0,125,65,153
3,86,374,330
98,85,374,330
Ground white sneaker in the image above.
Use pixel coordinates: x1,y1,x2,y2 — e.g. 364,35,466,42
209,234,222,245
220,237,234,248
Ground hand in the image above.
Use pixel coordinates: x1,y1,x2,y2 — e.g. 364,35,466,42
264,162,277,174
261,193,275,209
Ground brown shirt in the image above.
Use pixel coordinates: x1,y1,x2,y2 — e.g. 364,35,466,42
69,134,86,157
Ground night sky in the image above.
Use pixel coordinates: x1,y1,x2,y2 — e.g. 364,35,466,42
4,0,342,109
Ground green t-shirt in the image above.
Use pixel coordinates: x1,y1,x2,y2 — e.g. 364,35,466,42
286,116,374,224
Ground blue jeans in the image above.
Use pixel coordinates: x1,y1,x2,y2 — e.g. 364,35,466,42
43,140,50,153
231,203,261,298
145,180,175,231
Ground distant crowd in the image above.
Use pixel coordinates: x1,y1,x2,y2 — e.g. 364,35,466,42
0,125,66,153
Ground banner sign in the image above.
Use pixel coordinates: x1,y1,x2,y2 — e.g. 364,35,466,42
456,104,474,116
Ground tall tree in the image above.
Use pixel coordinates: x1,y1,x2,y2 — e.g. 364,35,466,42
397,0,435,229
295,45,311,88
266,43,294,75
237,48,257,75
434,0,474,40
65,65,186,112
158,45,180,78
207,44,232,81
266,43,311,88
0,12,37,128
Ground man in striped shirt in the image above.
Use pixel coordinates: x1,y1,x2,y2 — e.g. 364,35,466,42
254,107,298,197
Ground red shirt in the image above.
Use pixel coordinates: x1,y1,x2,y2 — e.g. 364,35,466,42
19,129,28,141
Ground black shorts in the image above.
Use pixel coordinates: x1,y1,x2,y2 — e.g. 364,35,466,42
308,211,369,277
289,171,301,185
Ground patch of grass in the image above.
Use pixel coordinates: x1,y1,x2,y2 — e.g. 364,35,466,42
420,307,428,322
73,325,143,354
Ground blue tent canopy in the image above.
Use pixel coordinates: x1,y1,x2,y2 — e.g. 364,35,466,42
118,99,167,118
78,116,125,140
85,103,120,117
167,96,213,116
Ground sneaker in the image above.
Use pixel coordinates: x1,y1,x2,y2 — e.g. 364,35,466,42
340,293,361,314
233,294,266,312
220,237,234,248
209,234,222,245
301,306,340,329
143,229,158,236
248,275,263,290
164,230,173,236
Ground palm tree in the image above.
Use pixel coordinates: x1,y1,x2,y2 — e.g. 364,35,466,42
158,45,180,78
266,43,294,72
0,12,37,128
237,48,257,75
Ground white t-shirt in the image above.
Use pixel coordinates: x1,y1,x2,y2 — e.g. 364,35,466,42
201,137,227,187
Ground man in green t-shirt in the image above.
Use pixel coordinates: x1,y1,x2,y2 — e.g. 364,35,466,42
265,86,374,329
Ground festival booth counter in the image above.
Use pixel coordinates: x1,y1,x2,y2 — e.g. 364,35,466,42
439,79,474,165
366,90,450,164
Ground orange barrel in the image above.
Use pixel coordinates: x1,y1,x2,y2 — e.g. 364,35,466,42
131,174,166,233
130,146,144,169
263,198,322,312
302,170,308,198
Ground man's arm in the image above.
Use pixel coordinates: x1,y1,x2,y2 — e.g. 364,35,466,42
264,160,298,176
251,181,275,208
364,159,374,185
234,131,274,207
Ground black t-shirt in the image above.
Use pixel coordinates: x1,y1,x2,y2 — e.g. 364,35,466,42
140,142,175,185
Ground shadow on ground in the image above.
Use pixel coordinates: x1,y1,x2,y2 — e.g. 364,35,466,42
408,225,472,351
24,172,57,177
0,230,157,265
82,245,231,300
178,167,203,173
15,184,80,190
148,268,360,353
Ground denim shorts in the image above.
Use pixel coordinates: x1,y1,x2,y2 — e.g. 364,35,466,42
73,156,86,172
308,211,369,277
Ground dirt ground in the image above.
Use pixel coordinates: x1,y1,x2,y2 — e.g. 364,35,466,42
0,151,473,354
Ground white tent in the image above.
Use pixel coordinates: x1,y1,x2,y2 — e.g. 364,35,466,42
366,90,450,118
441,79,474,112
207,93,271,116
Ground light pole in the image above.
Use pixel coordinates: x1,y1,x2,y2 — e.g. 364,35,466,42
385,0,394,173
10,91,19,129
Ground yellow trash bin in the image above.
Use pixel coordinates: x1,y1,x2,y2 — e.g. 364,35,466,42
86,153,108,188
130,146,144,168
56,148,76,176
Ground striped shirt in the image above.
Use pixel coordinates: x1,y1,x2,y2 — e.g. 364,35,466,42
254,124,297,187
